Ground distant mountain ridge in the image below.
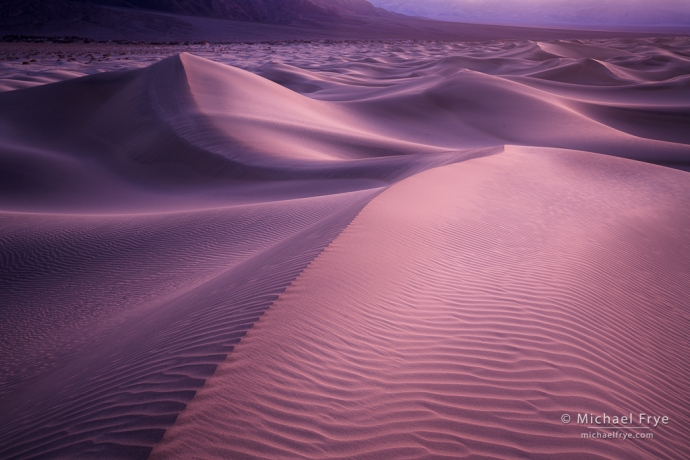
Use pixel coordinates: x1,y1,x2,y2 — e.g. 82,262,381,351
61,0,393,23
370,0,690,29
1,0,403,41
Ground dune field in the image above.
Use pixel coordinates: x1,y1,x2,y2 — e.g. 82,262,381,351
0,37,689,459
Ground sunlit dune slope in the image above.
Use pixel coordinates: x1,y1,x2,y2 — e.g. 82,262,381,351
152,147,690,460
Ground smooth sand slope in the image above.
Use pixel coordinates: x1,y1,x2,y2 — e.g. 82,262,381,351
1,37,689,459
152,147,690,460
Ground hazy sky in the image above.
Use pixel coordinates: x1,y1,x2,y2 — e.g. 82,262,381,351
369,0,690,28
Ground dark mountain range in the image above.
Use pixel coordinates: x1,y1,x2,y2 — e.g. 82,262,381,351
1,0,669,42
70,0,394,22
4,0,393,28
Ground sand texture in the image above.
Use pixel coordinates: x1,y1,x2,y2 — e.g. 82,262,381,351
1,37,689,459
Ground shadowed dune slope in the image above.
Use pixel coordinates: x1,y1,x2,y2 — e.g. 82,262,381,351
152,147,690,460
0,191,382,459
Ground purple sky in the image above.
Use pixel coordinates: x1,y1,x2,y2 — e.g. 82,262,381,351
369,0,690,28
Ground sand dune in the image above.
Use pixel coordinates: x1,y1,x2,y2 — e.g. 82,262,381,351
0,51,493,211
1,37,689,459
537,41,635,60
151,147,690,460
